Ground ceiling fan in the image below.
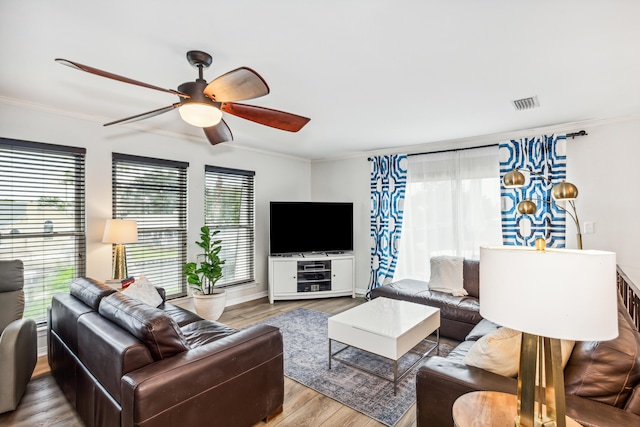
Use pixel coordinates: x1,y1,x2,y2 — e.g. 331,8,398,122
55,50,310,145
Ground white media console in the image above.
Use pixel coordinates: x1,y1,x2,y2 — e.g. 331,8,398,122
268,253,355,304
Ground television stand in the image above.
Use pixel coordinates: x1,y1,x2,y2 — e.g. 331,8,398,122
268,253,355,304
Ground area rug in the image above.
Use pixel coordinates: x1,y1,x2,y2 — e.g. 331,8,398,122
252,307,453,426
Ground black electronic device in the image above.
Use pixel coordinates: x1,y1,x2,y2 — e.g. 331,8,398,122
269,201,353,255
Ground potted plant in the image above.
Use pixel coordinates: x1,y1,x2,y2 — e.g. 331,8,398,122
183,225,227,320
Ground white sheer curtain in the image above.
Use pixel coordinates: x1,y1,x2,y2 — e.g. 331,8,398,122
394,146,502,282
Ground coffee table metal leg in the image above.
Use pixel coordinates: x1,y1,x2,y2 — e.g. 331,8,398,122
328,339,332,369
393,360,398,395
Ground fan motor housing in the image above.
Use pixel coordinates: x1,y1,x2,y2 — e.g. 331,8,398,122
178,81,220,107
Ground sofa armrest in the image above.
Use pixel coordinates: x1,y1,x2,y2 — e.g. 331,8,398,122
416,356,517,427
417,357,640,427
565,394,640,427
121,324,284,427
0,318,38,414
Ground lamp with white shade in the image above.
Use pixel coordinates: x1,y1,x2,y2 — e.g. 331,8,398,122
102,219,138,280
480,242,618,427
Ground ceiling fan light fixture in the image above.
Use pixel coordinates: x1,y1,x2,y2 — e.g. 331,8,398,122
179,102,223,127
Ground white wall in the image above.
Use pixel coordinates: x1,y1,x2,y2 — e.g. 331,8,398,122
0,101,313,305
567,117,640,285
311,157,371,295
311,116,640,289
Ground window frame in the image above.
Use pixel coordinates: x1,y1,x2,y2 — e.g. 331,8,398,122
204,165,256,288
111,153,189,298
0,138,86,325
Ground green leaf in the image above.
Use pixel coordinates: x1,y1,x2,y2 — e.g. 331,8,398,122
182,224,225,294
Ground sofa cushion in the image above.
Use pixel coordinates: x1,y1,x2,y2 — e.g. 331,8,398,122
180,320,238,347
70,277,117,310
371,278,482,324
564,294,640,410
465,318,500,341
99,292,189,361
429,256,466,296
161,302,203,327
463,259,480,298
445,340,475,364
121,275,163,307
77,312,154,403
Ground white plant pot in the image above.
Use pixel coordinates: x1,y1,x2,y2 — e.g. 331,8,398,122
192,289,227,321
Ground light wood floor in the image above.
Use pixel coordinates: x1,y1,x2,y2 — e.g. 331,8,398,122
0,296,419,427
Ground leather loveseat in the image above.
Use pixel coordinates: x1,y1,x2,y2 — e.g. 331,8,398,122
416,294,640,427
48,278,284,427
370,259,481,341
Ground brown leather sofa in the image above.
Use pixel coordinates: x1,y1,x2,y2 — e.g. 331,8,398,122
48,278,284,427
416,294,640,427
370,259,481,341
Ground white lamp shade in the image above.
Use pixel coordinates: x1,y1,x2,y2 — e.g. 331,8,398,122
479,245,618,342
102,219,138,244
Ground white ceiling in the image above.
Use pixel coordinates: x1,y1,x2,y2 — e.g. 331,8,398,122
2,1,639,160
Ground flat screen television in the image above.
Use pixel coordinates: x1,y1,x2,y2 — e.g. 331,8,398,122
269,201,353,255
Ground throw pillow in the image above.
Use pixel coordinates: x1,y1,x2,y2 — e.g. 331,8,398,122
464,326,522,376
121,275,163,307
428,255,466,296
464,327,575,378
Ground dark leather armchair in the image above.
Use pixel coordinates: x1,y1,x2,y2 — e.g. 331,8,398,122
0,259,37,414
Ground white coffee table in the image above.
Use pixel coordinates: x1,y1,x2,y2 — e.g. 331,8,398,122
328,297,440,394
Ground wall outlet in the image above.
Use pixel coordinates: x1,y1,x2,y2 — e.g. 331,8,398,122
584,221,594,234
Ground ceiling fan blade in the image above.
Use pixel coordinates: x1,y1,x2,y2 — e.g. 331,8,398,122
203,120,233,145
103,103,180,126
203,67,269,102
55,58,188,99
221,102,310,132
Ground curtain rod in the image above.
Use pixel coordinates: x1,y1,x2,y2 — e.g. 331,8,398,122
407,143,497,157
566,130,588,139
367,130,588,160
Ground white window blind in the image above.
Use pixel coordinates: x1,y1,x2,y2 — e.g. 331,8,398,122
205,165,255,287
112,154,188,297
0,138,86,324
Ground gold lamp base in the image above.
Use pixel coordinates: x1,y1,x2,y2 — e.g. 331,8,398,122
112,243,128,280
516,333,567,427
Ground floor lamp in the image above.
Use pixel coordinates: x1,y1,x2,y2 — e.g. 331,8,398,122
503,168,582,249
480,243,618,427
102,219,138,280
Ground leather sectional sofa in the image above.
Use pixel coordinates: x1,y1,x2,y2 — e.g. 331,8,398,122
48,278,284,427
370,259,481,341
416,294,640,426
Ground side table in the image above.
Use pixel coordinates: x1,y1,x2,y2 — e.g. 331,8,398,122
452,391,581,427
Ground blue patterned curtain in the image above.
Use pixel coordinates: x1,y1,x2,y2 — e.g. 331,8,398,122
500,134,567,247
367,154,408,296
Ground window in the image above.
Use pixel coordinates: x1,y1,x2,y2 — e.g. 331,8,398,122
205,165,255,287
0,138,86,324
112,154,188,297
394,146,502,282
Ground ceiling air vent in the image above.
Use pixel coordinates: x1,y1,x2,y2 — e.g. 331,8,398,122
512,96,540,111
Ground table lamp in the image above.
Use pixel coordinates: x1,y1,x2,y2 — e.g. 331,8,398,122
102,219,138,280
480,242,618,427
